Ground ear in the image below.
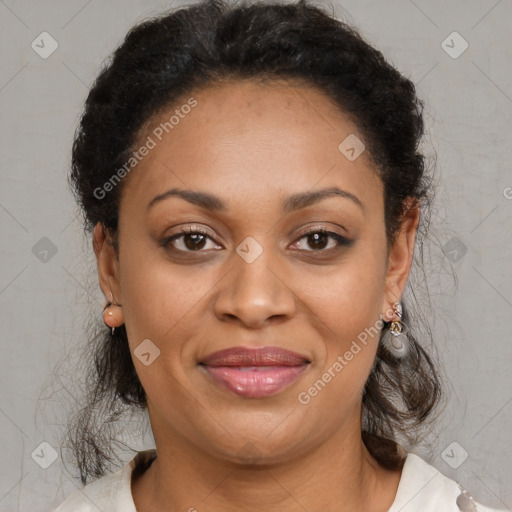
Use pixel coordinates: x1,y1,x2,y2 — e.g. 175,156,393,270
93,222,122,306
382,199,420,319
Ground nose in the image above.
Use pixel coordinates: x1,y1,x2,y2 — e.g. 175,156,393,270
213,248,297,329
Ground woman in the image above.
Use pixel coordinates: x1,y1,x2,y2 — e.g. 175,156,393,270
53,0,506,510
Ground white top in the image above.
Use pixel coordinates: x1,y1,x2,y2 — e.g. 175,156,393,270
53,449,506,512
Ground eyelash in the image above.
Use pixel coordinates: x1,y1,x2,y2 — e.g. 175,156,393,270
160,225,353,254
297,227,352,251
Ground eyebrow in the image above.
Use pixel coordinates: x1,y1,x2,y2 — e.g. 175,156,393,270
146,186,364,213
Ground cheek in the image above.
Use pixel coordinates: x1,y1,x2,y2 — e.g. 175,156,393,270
119,237,222,356
298,278,383,423
300,243,387,340
118,247,216,409
297,243,387,403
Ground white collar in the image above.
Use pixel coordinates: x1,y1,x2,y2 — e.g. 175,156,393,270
55,449,504,511
388,452,462,511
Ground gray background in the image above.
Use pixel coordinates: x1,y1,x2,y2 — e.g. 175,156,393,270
0,0,511,510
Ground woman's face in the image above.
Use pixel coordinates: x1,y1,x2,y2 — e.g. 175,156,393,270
96,78,418,464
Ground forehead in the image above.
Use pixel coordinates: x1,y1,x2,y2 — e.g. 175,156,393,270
120,79,382,215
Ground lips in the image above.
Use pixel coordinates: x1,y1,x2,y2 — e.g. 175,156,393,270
201,346,310,367
199,346,310,398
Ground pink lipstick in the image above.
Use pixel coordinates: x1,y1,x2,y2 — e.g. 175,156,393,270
200,346,310,398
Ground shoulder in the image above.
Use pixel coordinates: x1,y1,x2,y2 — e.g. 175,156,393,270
388,452,507,512
51,449,157,512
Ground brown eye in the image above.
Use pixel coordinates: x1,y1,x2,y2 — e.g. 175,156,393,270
292,228,353,252
161,226,221,253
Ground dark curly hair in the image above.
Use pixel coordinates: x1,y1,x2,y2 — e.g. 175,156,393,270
65,0,444,484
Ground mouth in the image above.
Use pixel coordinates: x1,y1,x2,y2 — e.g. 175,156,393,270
199,346,311,398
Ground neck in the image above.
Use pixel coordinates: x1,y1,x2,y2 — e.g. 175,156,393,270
132,414,403,512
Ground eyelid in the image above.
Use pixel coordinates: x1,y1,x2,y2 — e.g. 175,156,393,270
177,225,213,236
297,225,349,238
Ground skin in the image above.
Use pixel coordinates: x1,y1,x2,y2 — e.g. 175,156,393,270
93,78,419,512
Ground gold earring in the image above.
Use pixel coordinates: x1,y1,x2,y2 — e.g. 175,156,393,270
390,301,403,335
381,301,408,358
